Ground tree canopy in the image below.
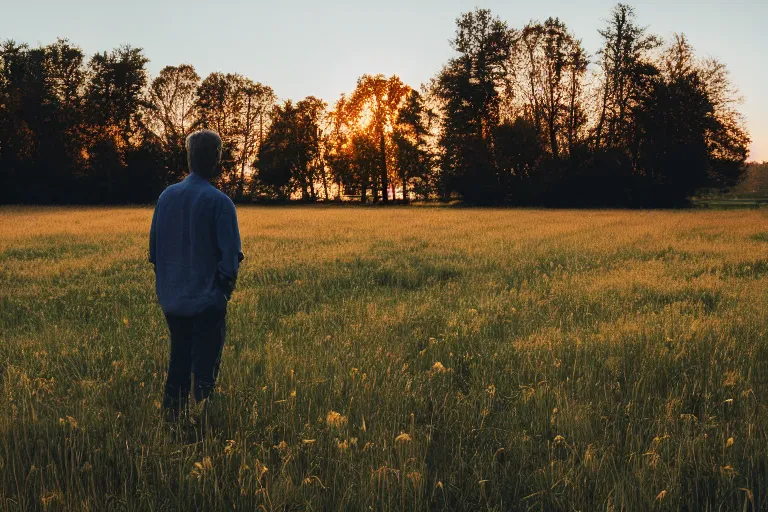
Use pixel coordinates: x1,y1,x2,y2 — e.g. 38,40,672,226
0,4,752,206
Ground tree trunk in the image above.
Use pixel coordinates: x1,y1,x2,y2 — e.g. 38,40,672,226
595,76,609,149
239,94,253,201
380,132,389,204
549,119,559,159
567,71,577,155
321,165,329,200
259,109,264,146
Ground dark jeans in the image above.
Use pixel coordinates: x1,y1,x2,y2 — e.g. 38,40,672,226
163,307,227,419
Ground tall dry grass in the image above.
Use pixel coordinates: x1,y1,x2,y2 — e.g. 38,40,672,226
0,206,767,510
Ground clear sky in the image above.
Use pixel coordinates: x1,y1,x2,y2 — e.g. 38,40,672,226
2,0,766,161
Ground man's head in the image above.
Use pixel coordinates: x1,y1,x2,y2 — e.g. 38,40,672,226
186,130,222,179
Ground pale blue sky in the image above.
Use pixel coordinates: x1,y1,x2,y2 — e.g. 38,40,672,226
2,0,766,160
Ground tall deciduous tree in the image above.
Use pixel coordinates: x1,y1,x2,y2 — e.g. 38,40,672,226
146,64,200,183
195,73,275,199
237,82,277,199
325,94,354,200
593,4,661,150
86,45,149,146
0,39,89,203
342,74,411,203
83,45,150,202
393,90,435,201
517,18,588,158
255,97,326,201
437,8,517,203
147,65,199,143
632,33,749,204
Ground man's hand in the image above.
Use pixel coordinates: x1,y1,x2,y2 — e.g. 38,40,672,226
217,271,236,300
215,200,242,300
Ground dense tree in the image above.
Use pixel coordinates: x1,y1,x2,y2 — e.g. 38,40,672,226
0,40,89,203
393,90,435,201
593,4,661,151
349,132,382,203
517,18,588,158
324,76,414,203
635,72,712,204
436,8,517,203
325,94,354,200
82,45,152,203
195,73,276,199
0,42,49,202
237,82,277,199
697,57,751,190
294,96,329,200
326,92,377,203
632,34,749,204
0,4,753,206
253,103,295,201
145,64,200,184
341,74,411,203
85,45,149,146
493,117,546,202
255,97,326,201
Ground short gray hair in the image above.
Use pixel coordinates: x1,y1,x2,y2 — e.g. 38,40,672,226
186,130,222,178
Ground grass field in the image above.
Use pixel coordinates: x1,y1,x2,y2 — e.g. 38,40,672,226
1,206,767,511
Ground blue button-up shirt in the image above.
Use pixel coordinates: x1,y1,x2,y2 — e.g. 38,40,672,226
149,172,242,317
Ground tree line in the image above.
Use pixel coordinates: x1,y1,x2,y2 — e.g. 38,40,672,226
0,4,751,206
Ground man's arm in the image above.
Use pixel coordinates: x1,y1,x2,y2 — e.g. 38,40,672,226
149,205,158,269
216,200,242,299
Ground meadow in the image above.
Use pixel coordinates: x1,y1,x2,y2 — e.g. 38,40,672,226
1,206,767,511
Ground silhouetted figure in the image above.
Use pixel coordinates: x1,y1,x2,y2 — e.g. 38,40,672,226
149,129,243,424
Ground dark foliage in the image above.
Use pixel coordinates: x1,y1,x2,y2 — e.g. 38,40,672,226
0,5,751,206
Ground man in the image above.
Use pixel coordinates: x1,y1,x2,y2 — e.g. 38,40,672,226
149,129,243,423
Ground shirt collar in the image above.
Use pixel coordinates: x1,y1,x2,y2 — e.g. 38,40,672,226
187,172,209,183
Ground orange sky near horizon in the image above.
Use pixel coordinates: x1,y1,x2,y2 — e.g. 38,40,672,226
749,141,765,164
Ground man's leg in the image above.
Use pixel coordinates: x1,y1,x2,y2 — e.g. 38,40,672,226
163,314,194,421
191,307,227,403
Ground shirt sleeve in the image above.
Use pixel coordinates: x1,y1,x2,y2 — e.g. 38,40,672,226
216,199,242,282
149,205,158,266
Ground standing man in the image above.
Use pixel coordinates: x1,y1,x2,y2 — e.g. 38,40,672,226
149,129,243,424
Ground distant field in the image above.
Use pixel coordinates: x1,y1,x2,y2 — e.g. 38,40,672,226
731,162,768,197
693,162,768,209
692,197,768,209
1,206,767,511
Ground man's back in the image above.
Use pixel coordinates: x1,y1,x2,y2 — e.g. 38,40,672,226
150,172,241,317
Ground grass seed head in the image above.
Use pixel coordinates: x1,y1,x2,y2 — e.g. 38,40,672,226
326,411,348,429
